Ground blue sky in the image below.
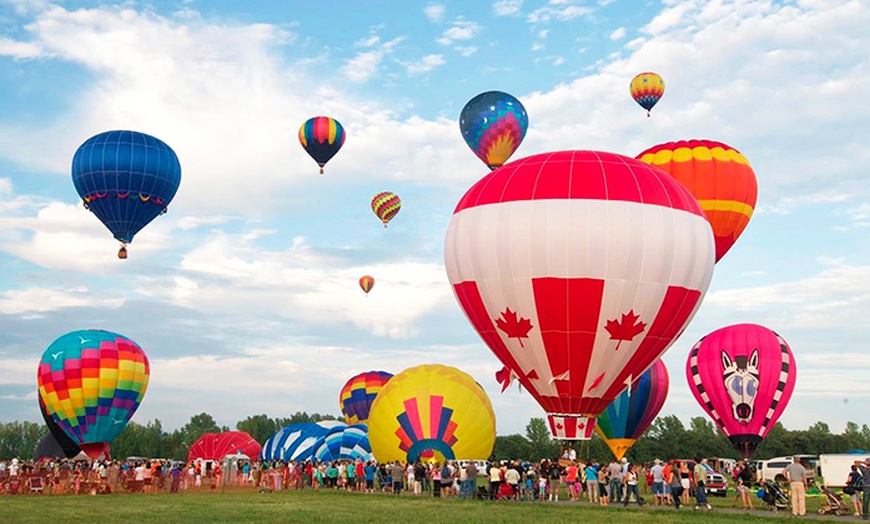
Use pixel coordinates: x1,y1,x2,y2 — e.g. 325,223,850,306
1,0,869,441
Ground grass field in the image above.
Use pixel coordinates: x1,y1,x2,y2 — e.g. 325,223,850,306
2,486,832,524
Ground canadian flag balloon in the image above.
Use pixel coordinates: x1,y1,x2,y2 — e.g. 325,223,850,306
445,150,715,439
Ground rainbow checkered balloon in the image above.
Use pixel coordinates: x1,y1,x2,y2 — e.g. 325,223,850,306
37,329,150,459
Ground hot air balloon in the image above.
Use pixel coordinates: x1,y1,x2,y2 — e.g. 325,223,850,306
444,150,715,439
299,116,346,174
260,421,344,463
359,275,375,296
636,139,758,262
595,359,669,460
37,329,150,459
188,431,262,462
371,191,401,227
38,396,81,459
459,90,528,170
72,130,182,259
629,72,665,116
686,323,797,459
367,364,495,463
339,370,393,424
312,424,373,463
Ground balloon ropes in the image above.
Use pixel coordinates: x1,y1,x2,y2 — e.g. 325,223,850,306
595,359,669,460
37,329,150,459
445,150,715,439
72,130,182,259
371,191,401,227
629,72,665,116
459,91,528,170
686,323,797,459
339,370,393,424
636,139,758,262
367,364,495,463
299,116,346,174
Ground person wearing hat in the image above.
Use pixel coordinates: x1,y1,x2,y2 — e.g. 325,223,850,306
859,458,870,520
650,459,665,506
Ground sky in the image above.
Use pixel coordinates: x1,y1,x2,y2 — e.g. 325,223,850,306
0,0,869,441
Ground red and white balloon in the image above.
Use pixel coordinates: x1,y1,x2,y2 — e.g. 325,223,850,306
444,150,715,439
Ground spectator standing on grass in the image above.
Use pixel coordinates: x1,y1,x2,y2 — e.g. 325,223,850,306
390,461,404,495
585,462,599,503
736,460,754,510
858,458,870,520
846,463,863,516
463,461,477,499
668,460,684,509
608,459,623,503
622,464,643,507
784,457,807,517
693,458,712,511
650,458,665,505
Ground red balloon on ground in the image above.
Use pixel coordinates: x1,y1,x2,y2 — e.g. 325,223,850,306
187,431,262,461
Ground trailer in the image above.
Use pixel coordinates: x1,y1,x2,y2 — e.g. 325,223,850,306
818,453,870,488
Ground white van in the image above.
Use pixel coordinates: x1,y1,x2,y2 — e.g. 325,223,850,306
757,455,818,483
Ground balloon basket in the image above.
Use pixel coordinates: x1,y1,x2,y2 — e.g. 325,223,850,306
547,414,596,440
117,245,128,259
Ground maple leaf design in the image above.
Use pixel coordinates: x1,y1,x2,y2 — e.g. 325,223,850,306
604,309,647,351
495,308,533,348
495,366,515,393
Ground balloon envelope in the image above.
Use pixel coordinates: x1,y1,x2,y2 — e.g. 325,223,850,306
188,431,262,462
312,423,373,463
38,396,81,459
595,359,669,460
637,139,758,262
445,150,715,439
260,421,343,463
359,276,375,295
339,370,392,424
371,191,401,226
367,364,495,463
72,130,182,248
37,329,150,459
459,91,528,170
629,72,665,115
686,323,797,458
298,116,345,173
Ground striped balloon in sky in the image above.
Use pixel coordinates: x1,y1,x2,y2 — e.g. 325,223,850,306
298,116,346,174
595,359,669,460
371,191,401,227
37,329,150,459
445,150,715,439
629,72,665,116
636,139,758,262
339,370,392,424
459,90,528,170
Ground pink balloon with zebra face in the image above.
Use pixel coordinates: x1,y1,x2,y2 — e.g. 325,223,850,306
686,323,797,458
445,150,715,440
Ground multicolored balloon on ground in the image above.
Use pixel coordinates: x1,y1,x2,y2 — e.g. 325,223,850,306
687,323,797,459
298,116,346,174
595,359,669,460
312,423,373,463
459,91,528,170
72,130,182,258
37,329,150,459
188,431,262,461
340,370,393,424
367,364,495,463
636,139,758,262
445,150,715,439
260,421,343,462
629,72,665,116
358,275,375,296
371,191,401,227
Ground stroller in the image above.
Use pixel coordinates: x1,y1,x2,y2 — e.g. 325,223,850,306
759,479,789,511
815,483,851,516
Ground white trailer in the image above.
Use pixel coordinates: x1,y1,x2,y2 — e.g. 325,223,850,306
818,453,870,487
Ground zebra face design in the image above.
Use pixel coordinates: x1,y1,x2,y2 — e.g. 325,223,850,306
721,349,760,423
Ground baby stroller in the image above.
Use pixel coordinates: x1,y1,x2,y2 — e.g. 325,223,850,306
496,481,516,500
758,479,789,511
815,483,850,516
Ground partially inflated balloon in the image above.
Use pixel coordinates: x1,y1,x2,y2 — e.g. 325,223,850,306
630,72,665,116
299,116,346,174
686,324,797,459
72,130,182,258
312,423,373,463
595,359,669,460
371,191,401,227
37,329,150,459
459,91,528,170
188,431,261,461
340,370,392,424
359,275,375,296
636,139,758,262
260,421,343,462
445,150,715,439
368,364,495,463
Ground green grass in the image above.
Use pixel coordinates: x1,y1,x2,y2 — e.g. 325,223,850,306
1,487,821,524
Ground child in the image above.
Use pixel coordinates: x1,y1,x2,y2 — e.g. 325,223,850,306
538,475,548,501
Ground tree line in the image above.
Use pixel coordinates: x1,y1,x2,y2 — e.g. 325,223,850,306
1,413,867,462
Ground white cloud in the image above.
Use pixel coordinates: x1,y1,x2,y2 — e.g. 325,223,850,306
423,3,446,22
0,286,124,314
406,53,446,75
538,29,549,39
454,46,477,57
492,0,523,17
527,1,593,24
609,27,626,40
0,37,45,59
436,20,482,46
341,50,384,82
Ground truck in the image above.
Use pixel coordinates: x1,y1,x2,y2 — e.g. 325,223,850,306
818,453,870,488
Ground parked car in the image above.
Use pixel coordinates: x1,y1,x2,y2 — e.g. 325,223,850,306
705,471,728,497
